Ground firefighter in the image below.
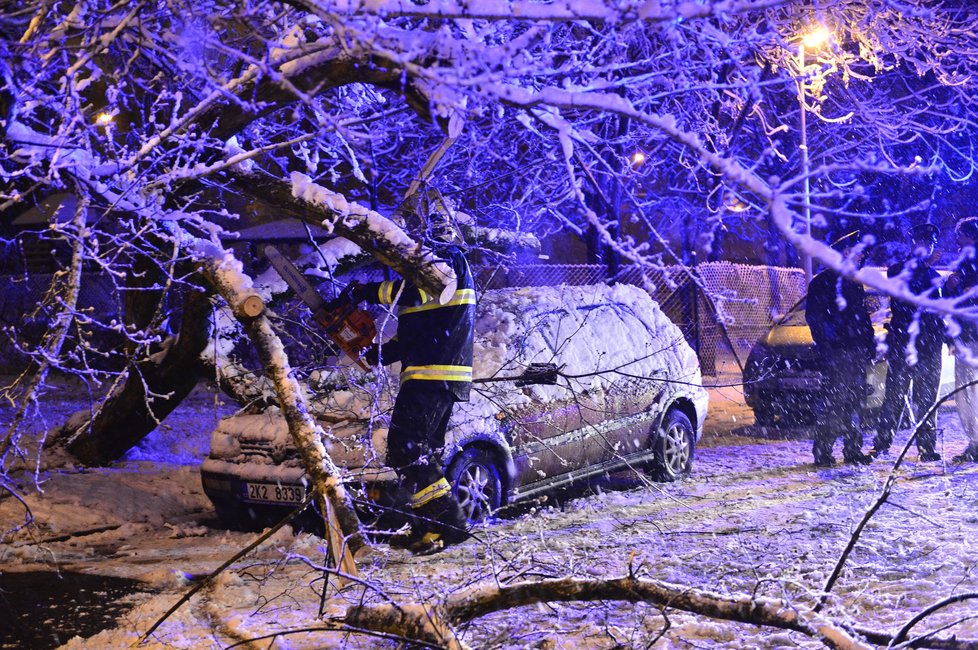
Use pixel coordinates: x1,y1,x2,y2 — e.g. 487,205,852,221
805,231,876,467
344,190,476,554
871,223,943,461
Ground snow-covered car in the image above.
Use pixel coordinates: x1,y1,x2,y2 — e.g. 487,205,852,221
201,283,708,529
743,290,954,427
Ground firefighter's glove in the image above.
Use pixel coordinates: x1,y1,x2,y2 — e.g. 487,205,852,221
322,282,361,314
362,344,381,367
342,281,364,304
322,296,350,315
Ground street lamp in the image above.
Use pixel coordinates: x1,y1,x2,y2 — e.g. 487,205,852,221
797,25,830,284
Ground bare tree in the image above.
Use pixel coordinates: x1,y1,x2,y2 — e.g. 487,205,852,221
3,0,978,644
4,0,977,459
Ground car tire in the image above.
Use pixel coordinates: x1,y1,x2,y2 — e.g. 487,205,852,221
649,409,695,481
447,447,504,525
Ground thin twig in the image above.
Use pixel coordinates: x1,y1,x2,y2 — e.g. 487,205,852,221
138,493,314,643
893,592,978,647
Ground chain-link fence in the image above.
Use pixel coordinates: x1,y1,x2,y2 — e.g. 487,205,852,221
475,261,807,376
1,262,807,375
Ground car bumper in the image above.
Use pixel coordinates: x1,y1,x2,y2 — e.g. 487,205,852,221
200,458,404,529
744,373,822,406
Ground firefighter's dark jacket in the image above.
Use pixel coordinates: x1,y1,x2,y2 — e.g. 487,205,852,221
806,269,875,359
885,256,944,356
946,255,978,344
352,246,475,401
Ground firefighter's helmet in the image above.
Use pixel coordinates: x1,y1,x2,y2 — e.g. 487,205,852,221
400,188,463,244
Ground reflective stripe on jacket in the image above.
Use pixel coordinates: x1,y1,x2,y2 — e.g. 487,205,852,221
357,246,476,401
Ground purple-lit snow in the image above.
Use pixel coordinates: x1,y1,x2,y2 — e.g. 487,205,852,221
4,372,978,649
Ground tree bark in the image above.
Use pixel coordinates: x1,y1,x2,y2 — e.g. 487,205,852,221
225,171,459,300
441,575,870,650
333,574,978,650
342,602,463,650
198,252,364,570
235,311,365,567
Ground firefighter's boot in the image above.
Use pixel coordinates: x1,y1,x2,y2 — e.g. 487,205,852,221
391,478,470,555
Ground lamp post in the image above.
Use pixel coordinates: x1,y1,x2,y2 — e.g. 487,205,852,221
797,25,830,284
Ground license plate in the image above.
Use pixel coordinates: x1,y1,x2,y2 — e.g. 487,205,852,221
776,376,820,390
243,482,306,505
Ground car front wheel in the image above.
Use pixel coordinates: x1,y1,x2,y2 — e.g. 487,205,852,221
650,409,695,481
447,447,504,524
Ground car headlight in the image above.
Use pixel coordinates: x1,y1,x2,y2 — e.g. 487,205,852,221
209,430,241,459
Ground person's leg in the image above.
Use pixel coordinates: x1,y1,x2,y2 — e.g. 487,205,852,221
953,350,978,461
387,384,468,551
910,352,941,459
813,355,849,465
837,357,870,463
874,354,911,453
385,383,434,492
812,431,836,466
410,388,468,537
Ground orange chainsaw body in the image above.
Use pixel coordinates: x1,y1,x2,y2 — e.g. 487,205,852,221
314,304,377,371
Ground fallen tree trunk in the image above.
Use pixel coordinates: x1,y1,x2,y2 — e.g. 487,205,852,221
333,574,978,650
197,246,364,570
441,575,868,649
225,170,459,300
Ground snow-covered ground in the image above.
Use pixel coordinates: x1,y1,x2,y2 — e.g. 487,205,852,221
3,369,978,649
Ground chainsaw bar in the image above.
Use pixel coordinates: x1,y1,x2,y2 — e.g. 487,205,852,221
263,245,375,371
263,245,326,313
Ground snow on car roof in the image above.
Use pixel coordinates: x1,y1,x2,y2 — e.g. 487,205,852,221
474,283,698,397
448,282,701,442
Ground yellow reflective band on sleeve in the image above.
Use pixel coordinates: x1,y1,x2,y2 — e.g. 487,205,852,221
410,478,452,508
420,531,442,544
418,288,429,303
401,365,473,383
399,288,476,315
378,281,396,305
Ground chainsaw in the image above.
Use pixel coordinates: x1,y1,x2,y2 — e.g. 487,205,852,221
263,245,377,371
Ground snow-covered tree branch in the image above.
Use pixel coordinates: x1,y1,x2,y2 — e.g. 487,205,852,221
4,0,978,646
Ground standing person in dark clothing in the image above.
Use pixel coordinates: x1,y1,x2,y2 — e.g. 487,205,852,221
344,192,477,554
945,217,978,463
806,232,876,467
871,223,944,461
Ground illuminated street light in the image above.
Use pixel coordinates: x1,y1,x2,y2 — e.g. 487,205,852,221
630,151,646,166
796,24,831,284
801,25,831,49
95,112,114,127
